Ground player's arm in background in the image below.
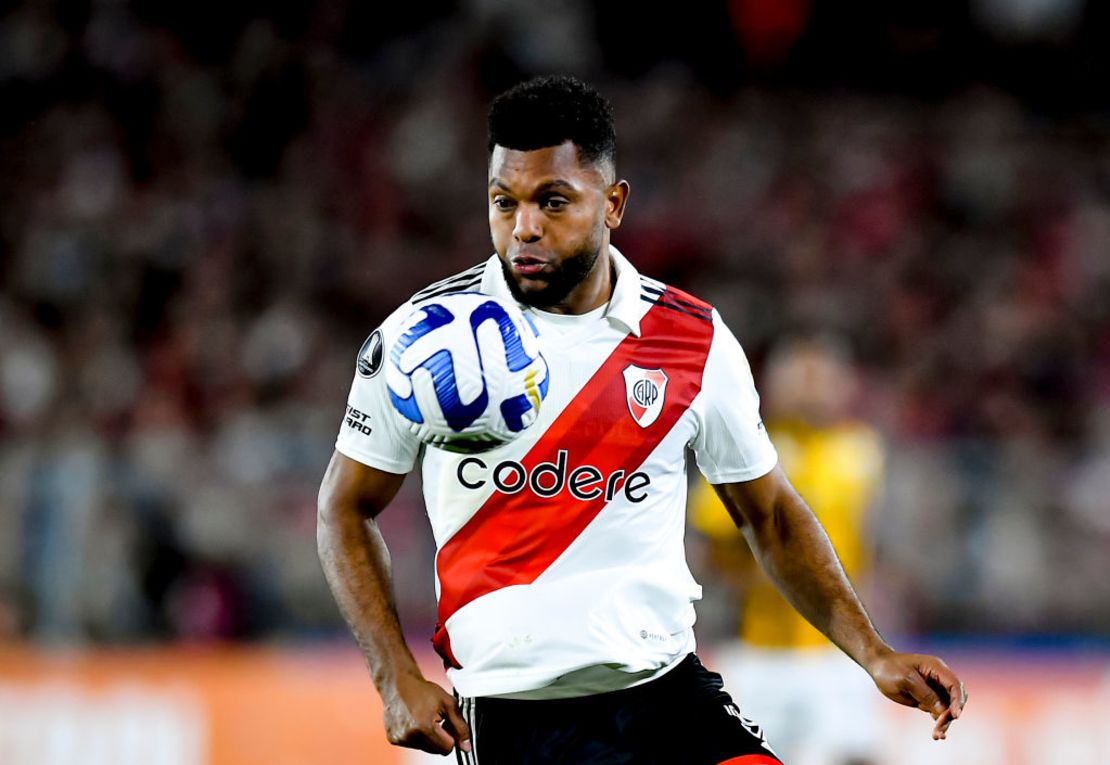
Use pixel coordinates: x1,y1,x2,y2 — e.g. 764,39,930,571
692,311,966,740
317,455,472,755
712,468,967,740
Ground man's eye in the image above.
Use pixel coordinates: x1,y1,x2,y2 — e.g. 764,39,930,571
544,197,568,210
493,198,516,210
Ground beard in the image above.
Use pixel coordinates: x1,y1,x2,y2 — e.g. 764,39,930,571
499,242,603,309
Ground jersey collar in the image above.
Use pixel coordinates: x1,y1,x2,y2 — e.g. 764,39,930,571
481,245,643,337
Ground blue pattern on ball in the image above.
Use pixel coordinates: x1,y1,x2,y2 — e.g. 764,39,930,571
468,300,535,374
389,297,544,435
388,303,454,425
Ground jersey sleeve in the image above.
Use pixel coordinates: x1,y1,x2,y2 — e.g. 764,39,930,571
334,307,421,474
690,310,778,484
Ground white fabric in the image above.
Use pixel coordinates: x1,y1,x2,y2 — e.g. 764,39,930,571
525,300,608,328
335,246,777,698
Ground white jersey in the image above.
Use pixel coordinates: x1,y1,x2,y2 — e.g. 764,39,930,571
336,246,777,698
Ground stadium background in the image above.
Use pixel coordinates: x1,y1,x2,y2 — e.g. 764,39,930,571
0,1,1108,763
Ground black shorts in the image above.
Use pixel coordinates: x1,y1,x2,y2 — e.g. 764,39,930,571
455,653,784,765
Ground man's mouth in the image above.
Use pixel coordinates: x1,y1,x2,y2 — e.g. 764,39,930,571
511,253,550,276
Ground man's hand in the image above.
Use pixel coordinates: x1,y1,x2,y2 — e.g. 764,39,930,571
866,651,968,740
382,672,472,755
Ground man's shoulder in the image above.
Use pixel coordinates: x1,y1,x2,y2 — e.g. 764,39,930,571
635,273,715,325
372,261,491,334
408,261,489,306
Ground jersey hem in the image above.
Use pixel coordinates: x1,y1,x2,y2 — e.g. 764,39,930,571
702,456,779,485
334,440,414,475
452,652,692,700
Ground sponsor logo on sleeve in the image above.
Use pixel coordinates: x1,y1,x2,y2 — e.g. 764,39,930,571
344,405,372,436
356,329,384,378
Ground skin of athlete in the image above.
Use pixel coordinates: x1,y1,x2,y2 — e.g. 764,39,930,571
316,140,968,757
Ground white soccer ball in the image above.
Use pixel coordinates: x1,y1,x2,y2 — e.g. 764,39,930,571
386,292,550,453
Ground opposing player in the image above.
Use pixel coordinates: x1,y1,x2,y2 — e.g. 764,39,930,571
317,76,966,764
691,338,886,765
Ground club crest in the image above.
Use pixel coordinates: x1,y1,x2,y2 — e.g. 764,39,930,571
623,365,668,428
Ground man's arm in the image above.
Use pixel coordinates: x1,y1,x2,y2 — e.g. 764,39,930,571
317,450,471,755
713,464,968,740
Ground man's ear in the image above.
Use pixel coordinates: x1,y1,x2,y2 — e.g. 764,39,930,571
605,180,631,229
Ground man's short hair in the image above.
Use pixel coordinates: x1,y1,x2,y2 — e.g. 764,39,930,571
487,75,616,176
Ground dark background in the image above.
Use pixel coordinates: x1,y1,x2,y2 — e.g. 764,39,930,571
1,0,1108,647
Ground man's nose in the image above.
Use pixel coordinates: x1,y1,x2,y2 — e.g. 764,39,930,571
513,205,542,242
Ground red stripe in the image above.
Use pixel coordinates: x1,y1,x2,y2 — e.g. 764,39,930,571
432,293,714,667
717,756,782,765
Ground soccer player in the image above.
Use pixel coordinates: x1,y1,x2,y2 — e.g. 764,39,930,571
691,338,887,765
317,76,966,764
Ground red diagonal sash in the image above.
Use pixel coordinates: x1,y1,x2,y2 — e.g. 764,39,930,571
433,291,714,668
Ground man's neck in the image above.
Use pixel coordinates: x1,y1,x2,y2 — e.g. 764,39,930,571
544,248,614,316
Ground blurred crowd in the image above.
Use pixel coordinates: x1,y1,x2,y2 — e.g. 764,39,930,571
0,2,1108,646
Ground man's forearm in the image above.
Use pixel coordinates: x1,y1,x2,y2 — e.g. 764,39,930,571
741,492,892,668
317,503,422,691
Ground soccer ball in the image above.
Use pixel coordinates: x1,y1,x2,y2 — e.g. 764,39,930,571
386,292,550,453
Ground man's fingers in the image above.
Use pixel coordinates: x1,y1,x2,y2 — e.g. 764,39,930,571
903,669,945,716
915,660,969,740
426,718,456,754
922,660,968,725
441,698,473,753
932,706,955,739
387,723,454,756
945,682,965,721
